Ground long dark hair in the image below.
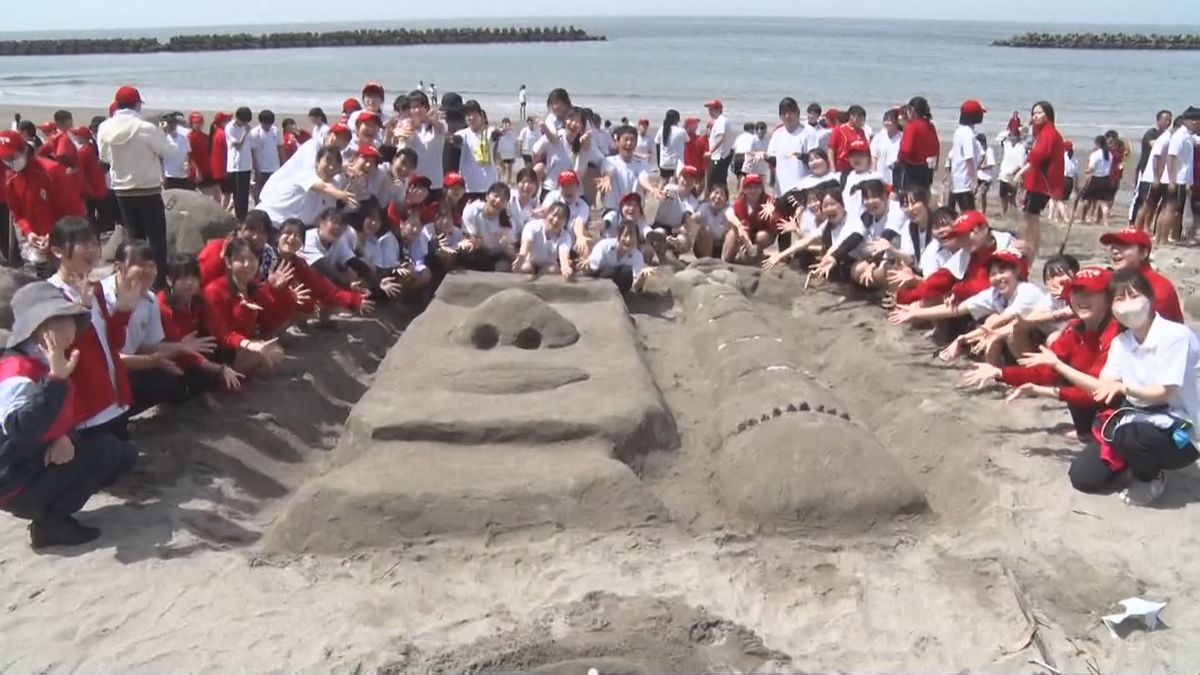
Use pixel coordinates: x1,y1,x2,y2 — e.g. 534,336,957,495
564,108,585,154
1033,101,1056,125
1094,135,1110,161
662,109,680,148
907,96,932,122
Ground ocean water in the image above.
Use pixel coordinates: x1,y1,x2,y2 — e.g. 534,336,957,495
1,16,1198,138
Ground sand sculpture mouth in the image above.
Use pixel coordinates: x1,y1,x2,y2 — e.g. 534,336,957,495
267,268,927,553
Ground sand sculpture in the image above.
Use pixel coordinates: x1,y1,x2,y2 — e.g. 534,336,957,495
268,267,927,553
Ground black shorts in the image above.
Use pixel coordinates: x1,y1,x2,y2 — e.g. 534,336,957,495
950,191,976,212
732,153,746,177
197,178,219,189
897,163,933,191
1081,177,1111,201
1023,192,1051,215
220,176,234,194
1062,177,1076,200
658,164,677,180
1167,185,1190,210
501,158,515,166
1137,181,1165,208
976,179,992,194
163,177,194,190
521,154,533,166
999,181,1018,201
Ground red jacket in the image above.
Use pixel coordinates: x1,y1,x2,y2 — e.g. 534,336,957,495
283,132,300,161
202,276,294,351
1000,318,1120,409
60,282,133,427
1142,264,1183,323
210,127,228,181
197,238,230,287
283,254,362,314
4,155,86,238
828,124,868,174
35,132,78,170
155,290,207,371
0,353,77,502
1023,122,1064,198
684,135,707,171
898,118,940,167
950,246,997,302
188,130,213,182
387,199,439,228
896,267,956,306
732,195,782,234
76,141,107,201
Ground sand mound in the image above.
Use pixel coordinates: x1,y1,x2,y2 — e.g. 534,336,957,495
452,287,580,349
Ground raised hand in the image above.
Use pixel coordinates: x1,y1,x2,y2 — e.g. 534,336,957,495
39,331,80,379
178,331,217,357
268,261,295,289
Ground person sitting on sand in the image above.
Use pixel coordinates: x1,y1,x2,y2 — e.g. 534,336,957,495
532,107,598,198
725,174,781,263
582,220,653,293
299,208,360,288
597,125,657,215
852,179,909,287
1101,227,1183,323
941,210,1021,306
1028,268,1200,505
808,187,874,285
0,129,85,273
198,210,278,287
962,266,1117,442
762,182,836,270
514,202,573,279
506,168,540,240
274,218,382,317
841,138,881,215
388,174,439,229
156,254,246,404
1000,253,1080,353
201,238,291,378
869,185,935,280
691,183,732,261
441,172,468,226
536,170,591,257
391,213,435,299
0,281,139,549
650,165,703,261
460,182,517,271
257,145,357,229
890,251,1051,366
887,205,961,306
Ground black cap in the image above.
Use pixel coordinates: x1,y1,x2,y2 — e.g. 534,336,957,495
439,92,464,114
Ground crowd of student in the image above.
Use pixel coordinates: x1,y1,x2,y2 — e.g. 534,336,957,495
0,82,1198,551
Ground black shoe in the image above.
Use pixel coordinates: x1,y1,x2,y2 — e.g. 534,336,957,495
29,517,101,549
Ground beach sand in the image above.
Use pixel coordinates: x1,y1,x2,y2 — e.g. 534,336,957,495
3,101,1200,672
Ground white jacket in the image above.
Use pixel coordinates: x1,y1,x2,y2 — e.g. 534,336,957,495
97,109,171,192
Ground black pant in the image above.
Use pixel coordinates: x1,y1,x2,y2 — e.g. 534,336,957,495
0,203,13,266
163,177,193,190
230,170,252,220
3,432,137,522
1069,422,1200,493
731,153,746,179
1068,404,1097,441
950,191,976,212
129,368,187,417
115,192,168,288
898,163,934,191
708,155,732,188
597,265,634,293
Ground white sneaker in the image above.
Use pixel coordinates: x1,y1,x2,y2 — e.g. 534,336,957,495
1121,472,1167,506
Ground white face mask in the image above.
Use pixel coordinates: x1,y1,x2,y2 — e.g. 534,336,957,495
1113,296,1153,328
4,153,27,173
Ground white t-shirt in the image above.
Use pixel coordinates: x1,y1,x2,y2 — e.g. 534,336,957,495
361,231,401,270
950,125,980,193
1103,316,1200,428
100,275,163,355
767,124,818,194
461,200,507,249
654,125,688,172
251,125,284,173
588,237,645,275
1141,131,1171,183
496,130,518,161
518,126,538,156
961,281,1052,320
822,212,868,260
918,239,952,276
842,170,882,216
978,146,997,182
1088,148,1112,178
1063,152,1078,180
1165,125,1196,185
600,154,649,211
999,140,1027,183
401,228,432,274
257,167,338,227
46,276,128,429
732,131,756,155
533,131,594,191
871,130,902,185
406,125,445,190
652,184,699,228
635,132,653,159
508,193,537,240
745,135,770,177
539,189,589,245
225,121,253,172
455,127,498,193
860,200,908,241
708,115,732,160
522,219,570,266
695,202,732,239
600,211,651,239
162,129,191,179
518,88,527,105
300,228,356,267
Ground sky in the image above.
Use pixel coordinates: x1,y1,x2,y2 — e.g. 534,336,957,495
5,0,1200,32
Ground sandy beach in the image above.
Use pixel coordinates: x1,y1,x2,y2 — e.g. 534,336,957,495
3,99,1200,673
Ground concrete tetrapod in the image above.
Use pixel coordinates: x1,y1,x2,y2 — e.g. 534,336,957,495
683,283,927,532
265,274,676,553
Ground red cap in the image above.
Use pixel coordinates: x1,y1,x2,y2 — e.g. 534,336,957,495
987,250,1028,279
356,111,382,127
362,81,385,98
847,137,870,154
637,118,650,126
558,170,580,187
213,111,232,126
407,174,432,189
1100,226,1152,251
950,210,988,236
329,122,352,138
1063,140,1074,151
960,99,987,117
114,85,143,107
342,97,363,114
684,117,700,128
68,126,92,140
356,145,381,161
680,165,703,180
704,99,723,111
1066,266,1112,295
824,108,840,123
188,111,204,125
0,130,27,161
444,172,465,188
741,174,763,188
37,122,57,135
619,192,643,208
108,102,118,117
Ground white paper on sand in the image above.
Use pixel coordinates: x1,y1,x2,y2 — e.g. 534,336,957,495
1101,597,1167,638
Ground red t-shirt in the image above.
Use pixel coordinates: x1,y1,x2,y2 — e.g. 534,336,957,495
188,130,213,182
828,124,868,174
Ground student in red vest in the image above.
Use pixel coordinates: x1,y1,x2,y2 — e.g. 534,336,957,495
201,238,291,379
197,210,278,287
186,112,218,201
0,281,138,548
0,130,85,273
69,127,107,223
35,110,78,173
1100,227,1183,322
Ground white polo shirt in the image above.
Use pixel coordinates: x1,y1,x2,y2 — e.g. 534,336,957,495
1103,315,1200,426
708,114,731,160
251,125,284,173
461,200,506,249
406,125,445,190
99,274,164,355
1165,125,1196,185
961,281,1052,321
871,129,902,185
300,228,355,267
455,126,498,193
767,124,818,194
522,219,570,266
654,126,688,172
587,237,645,275
599,154,650,212
1141,131,1171,183
949,124,980,193
225,121,253,172
162,129,191,179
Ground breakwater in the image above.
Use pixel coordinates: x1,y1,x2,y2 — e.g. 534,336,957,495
994,32,1200,50
0,26,606,56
